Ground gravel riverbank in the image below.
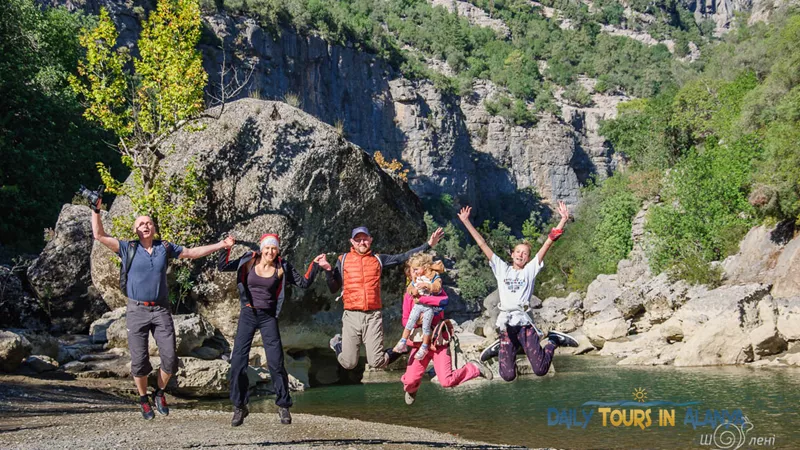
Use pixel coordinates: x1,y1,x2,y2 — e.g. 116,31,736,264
0,375,529,449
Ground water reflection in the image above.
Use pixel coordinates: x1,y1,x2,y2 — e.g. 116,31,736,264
202,356,800,449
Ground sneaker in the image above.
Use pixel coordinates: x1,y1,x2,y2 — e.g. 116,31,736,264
480,339,500,362
393,340,408,353
546,330,579,348
414,345,429,360
152,389,169,416
278,407,292,425
231,406,249,427
329,334,342,356
404,390,416,405
470,359,494,381
139,399,155,421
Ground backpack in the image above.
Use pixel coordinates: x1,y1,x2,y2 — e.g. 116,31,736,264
119,240,170,293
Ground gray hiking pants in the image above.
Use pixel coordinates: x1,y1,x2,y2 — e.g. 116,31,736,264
126,301,178,377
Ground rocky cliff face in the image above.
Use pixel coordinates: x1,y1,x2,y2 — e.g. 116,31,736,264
681,0,799,32
90,99,427,343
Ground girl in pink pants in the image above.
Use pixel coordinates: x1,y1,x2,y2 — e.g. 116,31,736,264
399,291,492,404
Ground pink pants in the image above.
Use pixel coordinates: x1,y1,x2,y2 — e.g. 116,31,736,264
401,344,480,394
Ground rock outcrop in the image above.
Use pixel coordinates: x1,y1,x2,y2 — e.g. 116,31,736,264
27,204,109,333
0,267,49,331
91,100,426,348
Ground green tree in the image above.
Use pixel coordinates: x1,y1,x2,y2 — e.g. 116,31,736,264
71,0,207,194
0,0,120,251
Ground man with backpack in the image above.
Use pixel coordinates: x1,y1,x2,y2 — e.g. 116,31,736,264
90,199,234,420
318,226,444,371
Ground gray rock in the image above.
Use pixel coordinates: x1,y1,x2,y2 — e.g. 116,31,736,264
9,329,59,359
23,355,59,373
92,99,426,344
0,330,32,372
173,357,230,397
673,311,754,367
190,346,222,360
749,297,787,357
583,275,622,316
0,267,49,331
581,306,629,348
776,297,800,341
62,360,88,373
27,204,109,333
772,234,800,299
533,292,583,333
89,307,126,344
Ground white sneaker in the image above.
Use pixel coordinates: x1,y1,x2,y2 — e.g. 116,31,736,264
404,391,416,405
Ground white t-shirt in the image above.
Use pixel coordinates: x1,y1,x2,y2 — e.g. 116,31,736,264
490,253,544,329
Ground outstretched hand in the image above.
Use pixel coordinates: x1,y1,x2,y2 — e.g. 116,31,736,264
556,201,570,226
457,206,472,223
428,227,444,247
221,236,235,249
315,254,332,271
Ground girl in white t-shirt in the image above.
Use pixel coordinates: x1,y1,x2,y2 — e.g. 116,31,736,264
457,202,578,381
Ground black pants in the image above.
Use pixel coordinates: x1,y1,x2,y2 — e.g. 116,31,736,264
230,307,292,408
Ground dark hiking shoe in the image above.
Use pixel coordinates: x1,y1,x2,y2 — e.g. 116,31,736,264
385,348,402,365
480,339,500,362
152,390,169,416
329,334,342,356
404,390,416,405
231,406,249,427
278,407,292,425
470,360,494,381
546,330,579,348
139,399,155,421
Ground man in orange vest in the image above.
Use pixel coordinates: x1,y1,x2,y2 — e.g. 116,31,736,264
319,225,444,370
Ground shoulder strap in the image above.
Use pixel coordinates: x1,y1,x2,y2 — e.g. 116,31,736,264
374,254,383,268
125,241,138,274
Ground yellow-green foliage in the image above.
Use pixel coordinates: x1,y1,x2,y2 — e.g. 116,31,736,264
135,0,207,138
98,158,209,246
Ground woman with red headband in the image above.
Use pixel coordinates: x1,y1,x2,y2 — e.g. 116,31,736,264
217,233,325,427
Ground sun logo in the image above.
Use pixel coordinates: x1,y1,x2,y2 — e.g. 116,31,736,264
633,387,648,403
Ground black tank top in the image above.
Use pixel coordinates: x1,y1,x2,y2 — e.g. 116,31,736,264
247,263,280,310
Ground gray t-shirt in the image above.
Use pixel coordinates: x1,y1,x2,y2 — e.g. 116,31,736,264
118,240,184,303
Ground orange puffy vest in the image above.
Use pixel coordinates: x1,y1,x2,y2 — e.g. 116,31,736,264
341,249,383,311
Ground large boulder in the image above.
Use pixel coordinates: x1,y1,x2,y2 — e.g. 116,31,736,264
533,292,583,333
772,234,800,299
0,266,49,331
91,99,426,345
0,330,32,372
583,275,622,316
89,307,126,344
673,311,754,366
173,357,231,397
27,204,109,333
581,307,629,348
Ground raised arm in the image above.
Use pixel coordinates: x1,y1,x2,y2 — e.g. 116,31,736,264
534,201,569,265
317,254,342,293
284,257,322,289
457,206,494,261
91,199,120,254
180,236,234,260
378,227,444,267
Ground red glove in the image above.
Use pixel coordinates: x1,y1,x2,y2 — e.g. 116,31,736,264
548,228,564,241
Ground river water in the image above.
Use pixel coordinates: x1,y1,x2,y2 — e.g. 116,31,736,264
199,356,800,449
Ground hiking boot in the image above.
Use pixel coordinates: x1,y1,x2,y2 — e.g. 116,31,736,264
152,389,169,416
546,330,579,348
404,390,416,405
470,360,494,381
385,348,402,365
278,407,292,425
329,334,342,356
480,339,500,362
139,398,155,421
231,406,249,427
